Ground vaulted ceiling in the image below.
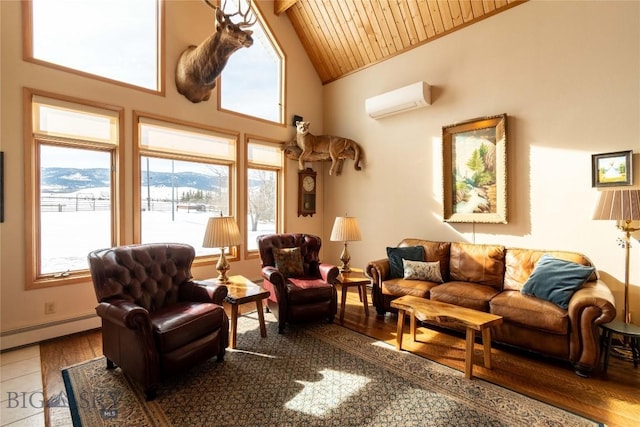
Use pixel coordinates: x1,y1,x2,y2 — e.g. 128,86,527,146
274,0,527,84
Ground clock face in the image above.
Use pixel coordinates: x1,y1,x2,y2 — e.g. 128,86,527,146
302,175,315,192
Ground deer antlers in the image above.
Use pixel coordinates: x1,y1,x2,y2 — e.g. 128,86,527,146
204,0,257,28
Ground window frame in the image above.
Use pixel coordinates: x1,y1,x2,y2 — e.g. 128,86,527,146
244,135,284,259
133,111,241,265
217,0,286,126
24,88,124,289
22,0,165,96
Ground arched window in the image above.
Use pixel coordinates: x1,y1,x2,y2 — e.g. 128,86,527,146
220,0,284,124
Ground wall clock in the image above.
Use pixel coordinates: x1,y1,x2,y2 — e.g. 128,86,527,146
298,167,317,217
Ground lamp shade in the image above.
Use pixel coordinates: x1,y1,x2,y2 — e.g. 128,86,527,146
202,216,242,248
593,189,640,221
330,216,362,242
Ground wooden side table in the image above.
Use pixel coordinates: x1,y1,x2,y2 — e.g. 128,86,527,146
600,320,640,372
198,275,270,349
337,268,370,323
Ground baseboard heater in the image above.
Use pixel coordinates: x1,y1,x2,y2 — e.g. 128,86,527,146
0,313,100,351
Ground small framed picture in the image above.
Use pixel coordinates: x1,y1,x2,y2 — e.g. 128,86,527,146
591,150,633,187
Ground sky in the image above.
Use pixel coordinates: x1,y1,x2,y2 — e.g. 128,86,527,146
32,0,281,122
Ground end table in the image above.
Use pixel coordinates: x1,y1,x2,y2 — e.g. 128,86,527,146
198,275,270,349
600,320,640,372
337,268,370,323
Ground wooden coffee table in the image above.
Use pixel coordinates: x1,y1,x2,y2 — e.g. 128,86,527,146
390,295,503,379
198,275,270,349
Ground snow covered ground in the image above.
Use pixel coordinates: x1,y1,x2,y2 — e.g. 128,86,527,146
41,209,275,274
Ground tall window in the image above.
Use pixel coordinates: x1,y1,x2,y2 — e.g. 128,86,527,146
26,0,161,92
135,116,238,257
220,0,284,123
246,137,283,252
26,92,122,288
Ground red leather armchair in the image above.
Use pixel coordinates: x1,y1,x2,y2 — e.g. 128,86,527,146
257,234,339,333
88,243,229,400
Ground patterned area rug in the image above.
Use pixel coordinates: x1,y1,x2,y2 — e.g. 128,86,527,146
61,313,600,427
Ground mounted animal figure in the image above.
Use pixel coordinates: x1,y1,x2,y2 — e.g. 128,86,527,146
175,0,255,103
295,121,362,176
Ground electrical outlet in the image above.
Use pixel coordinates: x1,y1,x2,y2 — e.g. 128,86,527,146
44,302,55,315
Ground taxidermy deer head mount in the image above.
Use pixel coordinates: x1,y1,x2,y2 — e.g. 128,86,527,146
175,0,255,103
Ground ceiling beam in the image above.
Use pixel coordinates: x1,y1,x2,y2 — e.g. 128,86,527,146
274,0,298,16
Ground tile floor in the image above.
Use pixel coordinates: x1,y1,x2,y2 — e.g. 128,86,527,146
0,345,45,426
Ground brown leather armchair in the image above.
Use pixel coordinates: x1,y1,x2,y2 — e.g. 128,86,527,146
88,243,229,400
257,234,339,333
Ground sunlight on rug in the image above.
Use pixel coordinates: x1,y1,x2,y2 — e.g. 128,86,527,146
286,369,371,416
60,312,601,427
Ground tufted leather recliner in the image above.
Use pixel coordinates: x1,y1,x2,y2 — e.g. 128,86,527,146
88,243,229,400
257,234,339,333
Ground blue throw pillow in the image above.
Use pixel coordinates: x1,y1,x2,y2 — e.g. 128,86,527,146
386,246,425,279
521,254,595,309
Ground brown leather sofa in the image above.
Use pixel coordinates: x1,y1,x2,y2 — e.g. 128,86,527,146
257,233,339,333
366,238,617,376
88,243,229,399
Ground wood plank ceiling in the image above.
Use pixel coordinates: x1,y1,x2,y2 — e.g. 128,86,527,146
274,0,527,84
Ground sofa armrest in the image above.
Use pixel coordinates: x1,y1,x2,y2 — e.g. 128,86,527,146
567,279,617,374
366,258,391,312
260,266,288,319
366,258,390,283
261,266,285,287
95,298,159,390
185,281,228,305
318,262,340,284
96,299,152,331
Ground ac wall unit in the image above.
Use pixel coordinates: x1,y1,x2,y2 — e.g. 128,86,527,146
365,81,431,119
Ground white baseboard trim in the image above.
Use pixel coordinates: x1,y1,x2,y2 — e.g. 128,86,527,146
0,314,100,351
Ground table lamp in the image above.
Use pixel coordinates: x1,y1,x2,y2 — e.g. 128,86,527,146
593,189,640,324
330,216,362,272
202,215,242,284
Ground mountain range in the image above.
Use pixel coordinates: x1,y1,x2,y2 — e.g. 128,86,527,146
42,168,224,193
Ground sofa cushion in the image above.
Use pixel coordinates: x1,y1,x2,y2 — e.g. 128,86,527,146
402,259,444,282
429,281,500,312
287,279,334,304
521,254,595,309
490,290,569,335
504,248,597,291
152,302,226,353
381,278,437,299
449,242,505,290
273,247,304,277
387,246,424,278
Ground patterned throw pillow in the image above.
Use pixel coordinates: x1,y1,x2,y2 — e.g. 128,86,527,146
273,247,304,277
402,259,444,283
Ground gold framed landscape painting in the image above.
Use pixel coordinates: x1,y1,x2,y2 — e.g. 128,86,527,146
591,150,632,187
442,114,507,224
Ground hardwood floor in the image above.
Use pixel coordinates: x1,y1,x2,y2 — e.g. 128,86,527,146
41,287,639,426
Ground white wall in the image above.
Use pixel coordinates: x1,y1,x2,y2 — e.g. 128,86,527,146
0,0,324,348
321,0,640,322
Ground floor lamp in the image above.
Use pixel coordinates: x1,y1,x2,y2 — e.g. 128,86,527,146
202,215,242,284
330,216,362,272
593,189,640,325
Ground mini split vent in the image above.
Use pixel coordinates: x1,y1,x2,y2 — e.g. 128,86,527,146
365,81,431,119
